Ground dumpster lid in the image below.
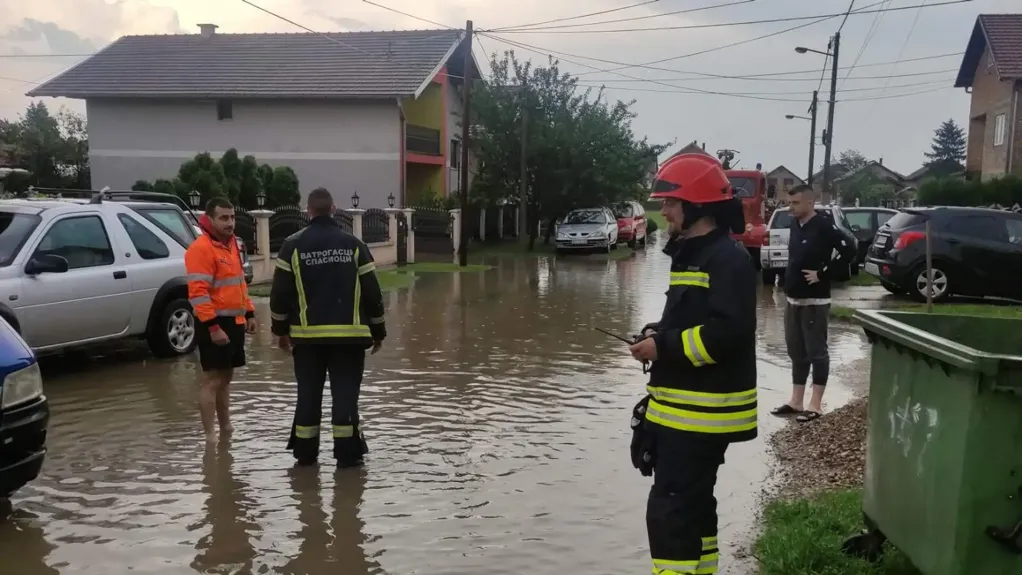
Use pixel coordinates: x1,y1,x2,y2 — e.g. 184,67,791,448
854,309,1022,382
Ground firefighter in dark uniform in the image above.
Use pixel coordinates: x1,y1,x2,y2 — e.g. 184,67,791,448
627,153,758,575
269,187,387,469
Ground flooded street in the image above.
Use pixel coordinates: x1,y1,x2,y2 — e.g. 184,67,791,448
1,236,869,575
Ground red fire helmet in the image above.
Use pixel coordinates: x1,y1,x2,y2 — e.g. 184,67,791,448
649,153,733,204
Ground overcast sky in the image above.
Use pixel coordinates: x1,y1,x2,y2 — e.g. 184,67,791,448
0,0,1017,177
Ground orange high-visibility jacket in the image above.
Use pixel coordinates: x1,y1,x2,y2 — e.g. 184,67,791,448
185,233,254,328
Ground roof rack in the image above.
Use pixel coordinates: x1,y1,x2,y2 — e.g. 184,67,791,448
23,186,194,214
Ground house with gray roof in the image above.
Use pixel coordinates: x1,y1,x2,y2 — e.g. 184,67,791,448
27,24,481,208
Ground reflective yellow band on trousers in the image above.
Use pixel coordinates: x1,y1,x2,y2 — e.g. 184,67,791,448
669,271,710,288
651,552,718,575
295,425,320,439
645,399,757,434
701,536,718,551
681,325,715,367
290,324,371,338
333,425,354,438
646,386,757,409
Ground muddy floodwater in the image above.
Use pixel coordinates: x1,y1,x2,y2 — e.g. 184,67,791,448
1,236,868,574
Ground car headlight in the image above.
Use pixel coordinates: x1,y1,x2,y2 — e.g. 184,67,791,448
1,362,43,409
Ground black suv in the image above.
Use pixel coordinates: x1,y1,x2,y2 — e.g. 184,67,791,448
864,207,1022,302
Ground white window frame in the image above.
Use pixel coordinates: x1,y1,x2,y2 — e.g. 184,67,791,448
994,113,1007,147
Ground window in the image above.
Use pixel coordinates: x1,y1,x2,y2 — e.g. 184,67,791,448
876,211,895,228
769,210,793,229
613,203,633,218
217,99,233,121
450,139,461,169
1005,218,1022,245
0,212,41,267
948,215,1005,242
845,211,873,231
134,208,195,248
783,178,795,189
994,113,1006,147
34,216,114,270
118,215,169,259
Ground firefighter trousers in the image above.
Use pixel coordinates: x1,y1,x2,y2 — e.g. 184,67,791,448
646,432,729,575
288,344,368,466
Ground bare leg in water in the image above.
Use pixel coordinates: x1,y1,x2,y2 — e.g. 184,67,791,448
200,369,233,444
216,369,234,436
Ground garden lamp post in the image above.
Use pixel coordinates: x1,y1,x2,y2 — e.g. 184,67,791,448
387,192,396,208
189,189,201,209
351,191,360,209
256,189,266,208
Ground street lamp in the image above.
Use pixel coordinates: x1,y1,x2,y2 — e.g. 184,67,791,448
387,192,396,208
189,189,201,209
796,34,840,202
786,114,811,121
795,46,830,57
256,189,266,208
351,191,360,209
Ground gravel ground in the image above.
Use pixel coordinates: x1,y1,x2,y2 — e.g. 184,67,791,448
768,398,869,499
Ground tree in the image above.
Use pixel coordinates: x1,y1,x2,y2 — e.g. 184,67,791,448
836,149,868,175
57,108,90,189
924,118,966,167
471,50,668,248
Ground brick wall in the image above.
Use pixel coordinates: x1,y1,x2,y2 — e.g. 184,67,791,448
967,48,1019,179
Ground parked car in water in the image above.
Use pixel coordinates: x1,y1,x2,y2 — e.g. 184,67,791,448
842,207,899,266
613,201,648,248
0,316,47,499
0,190,201,358
864,206,1022,302
760,204,859,285
555,207,620,254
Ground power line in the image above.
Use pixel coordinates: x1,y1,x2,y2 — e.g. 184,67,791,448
571,0,889,76
239,0,466,80
838,0,857,32
839,0,893,90
868,0,930,117
491,0,973,34
488,0,660,32
578,68,958,83
484,0,754,33
577,77,953,95
360,0,456,28
483,30,956,84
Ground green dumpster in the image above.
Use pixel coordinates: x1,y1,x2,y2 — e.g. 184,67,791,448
842,310,1022,574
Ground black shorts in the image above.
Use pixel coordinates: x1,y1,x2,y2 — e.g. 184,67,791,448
197,319,247,372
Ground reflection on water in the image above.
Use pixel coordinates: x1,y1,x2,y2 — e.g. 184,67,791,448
1,236,868,574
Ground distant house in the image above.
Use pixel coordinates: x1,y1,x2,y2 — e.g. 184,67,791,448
765,165,804,199
26,24,482,208
904,161,966,188
833,161,907,205
954,14,1022,180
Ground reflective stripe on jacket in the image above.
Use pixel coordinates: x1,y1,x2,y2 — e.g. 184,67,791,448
268,215,386,346
644,228,758,443
185,234,254,327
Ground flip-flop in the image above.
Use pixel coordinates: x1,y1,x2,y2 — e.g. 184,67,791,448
770,404,803,417
796,411,822,423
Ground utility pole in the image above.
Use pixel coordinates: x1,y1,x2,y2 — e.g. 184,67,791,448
808,90,818,186
519,100,529,241
458,20,473,267
822,32,840,203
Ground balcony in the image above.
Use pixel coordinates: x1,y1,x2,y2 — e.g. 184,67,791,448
406,124,441,156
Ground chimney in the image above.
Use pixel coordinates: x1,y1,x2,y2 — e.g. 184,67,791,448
198,23,218,38
879,157,884,165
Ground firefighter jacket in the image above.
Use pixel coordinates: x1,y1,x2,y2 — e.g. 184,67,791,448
269,215,386,347
644,227,758,443
185,230,255,329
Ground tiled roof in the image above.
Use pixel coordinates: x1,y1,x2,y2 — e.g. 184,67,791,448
27,28,464,99
955,14,1022,87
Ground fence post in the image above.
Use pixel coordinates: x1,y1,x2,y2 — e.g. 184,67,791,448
384,208,400,244
449,208,462,258
403,208,416,264
513,206,520,237
346,209,365,240
497,206,504,239
249,209,274,284
478,207,486,241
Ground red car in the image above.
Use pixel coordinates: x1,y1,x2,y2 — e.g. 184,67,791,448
614,201,648,248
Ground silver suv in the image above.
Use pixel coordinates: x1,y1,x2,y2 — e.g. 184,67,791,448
0,190,203,357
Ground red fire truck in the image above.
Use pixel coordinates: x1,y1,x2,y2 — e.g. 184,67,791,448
725,166,770,269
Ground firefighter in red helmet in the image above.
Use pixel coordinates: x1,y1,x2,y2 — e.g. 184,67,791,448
627,153,758,575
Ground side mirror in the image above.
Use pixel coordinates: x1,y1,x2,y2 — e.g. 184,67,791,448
25,254,69,276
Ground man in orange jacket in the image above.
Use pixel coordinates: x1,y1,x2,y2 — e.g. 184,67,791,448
185,197,257,445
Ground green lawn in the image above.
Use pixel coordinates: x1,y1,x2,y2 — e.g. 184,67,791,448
645,210,667,233
831,302,1022,320
248,268,416,297
755,489,920,575
841,273,880,287
473,239,638,260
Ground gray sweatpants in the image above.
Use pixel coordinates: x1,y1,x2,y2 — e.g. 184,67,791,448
784,303,830,386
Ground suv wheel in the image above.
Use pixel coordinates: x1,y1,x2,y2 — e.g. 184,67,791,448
911,264,950,303
148,298,197,357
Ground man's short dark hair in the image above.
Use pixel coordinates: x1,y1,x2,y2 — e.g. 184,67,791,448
307,187,334,217
788,184,816,197
205,196,234,216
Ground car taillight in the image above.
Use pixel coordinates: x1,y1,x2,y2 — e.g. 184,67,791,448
893,230,925,250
